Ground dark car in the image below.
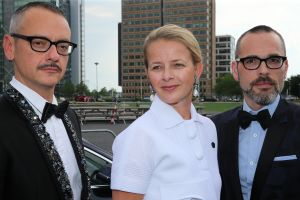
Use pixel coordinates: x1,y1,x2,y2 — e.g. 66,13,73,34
83,139,112,200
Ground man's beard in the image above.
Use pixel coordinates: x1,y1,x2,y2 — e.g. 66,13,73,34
241,76,282,106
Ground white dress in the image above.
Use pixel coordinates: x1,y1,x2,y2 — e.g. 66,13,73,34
111,95,221,200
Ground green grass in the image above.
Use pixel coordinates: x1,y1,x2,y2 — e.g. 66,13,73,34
71,100,242,114
195,102,242,114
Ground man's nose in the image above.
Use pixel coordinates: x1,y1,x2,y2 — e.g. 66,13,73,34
258,60,269,74
46,44,60,61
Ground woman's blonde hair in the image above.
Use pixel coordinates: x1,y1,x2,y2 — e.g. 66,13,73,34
143,24,202,68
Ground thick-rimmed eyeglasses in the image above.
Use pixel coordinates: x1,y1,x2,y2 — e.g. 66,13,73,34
10,33,77,56
236,56,287,70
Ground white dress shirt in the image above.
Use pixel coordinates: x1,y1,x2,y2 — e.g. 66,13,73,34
111,95,221,200
10,77,82,200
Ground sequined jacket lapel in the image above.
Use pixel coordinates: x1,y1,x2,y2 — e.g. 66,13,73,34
63,108,91,199
5,85,90,200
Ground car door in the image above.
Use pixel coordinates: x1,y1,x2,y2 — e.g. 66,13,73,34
84,141,112,200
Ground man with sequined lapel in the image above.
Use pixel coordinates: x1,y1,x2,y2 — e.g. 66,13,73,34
0,2,90,200
212,25,300,200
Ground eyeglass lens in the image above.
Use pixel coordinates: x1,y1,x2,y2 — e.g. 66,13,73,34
31,38,73,55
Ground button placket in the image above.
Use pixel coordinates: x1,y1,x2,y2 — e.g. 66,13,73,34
185,121,204,161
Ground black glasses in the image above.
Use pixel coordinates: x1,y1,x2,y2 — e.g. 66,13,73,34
10,33,77,56
236,56,287,70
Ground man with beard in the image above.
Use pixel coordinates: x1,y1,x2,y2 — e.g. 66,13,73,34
212,25,300,200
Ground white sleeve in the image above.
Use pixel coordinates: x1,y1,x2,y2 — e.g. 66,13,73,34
110,124,154,194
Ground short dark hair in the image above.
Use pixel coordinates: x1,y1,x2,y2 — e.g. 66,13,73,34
10,1,66,33
235,25,286,58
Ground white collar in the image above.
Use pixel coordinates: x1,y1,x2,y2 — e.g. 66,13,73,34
150,95,203,129
10,77,57,117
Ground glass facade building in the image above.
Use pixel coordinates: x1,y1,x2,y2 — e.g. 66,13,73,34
119,0,216,99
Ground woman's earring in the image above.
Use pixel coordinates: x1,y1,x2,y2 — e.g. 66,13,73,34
193,85,199,97
193,76,199,97
149,85,155,101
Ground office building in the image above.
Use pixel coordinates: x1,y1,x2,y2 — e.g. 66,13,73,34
0,0,85,93
216,35,235,78
119,0,216,99
69,0,85,85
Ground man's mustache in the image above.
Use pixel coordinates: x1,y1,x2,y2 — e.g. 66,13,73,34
38,63,62,72
250,76,276,87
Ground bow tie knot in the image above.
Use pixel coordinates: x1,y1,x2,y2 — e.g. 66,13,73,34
41,101,69,123
238,109,271,130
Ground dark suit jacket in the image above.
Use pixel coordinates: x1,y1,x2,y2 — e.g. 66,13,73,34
212,98,300,200
0,93,89,200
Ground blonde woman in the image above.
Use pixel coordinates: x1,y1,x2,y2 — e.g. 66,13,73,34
111,24,221,200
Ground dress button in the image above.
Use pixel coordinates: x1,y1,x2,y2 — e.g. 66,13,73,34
253,133,257,138
250,161,254,166
195,152,203,160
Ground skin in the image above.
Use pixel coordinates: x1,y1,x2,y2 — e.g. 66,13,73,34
112,191,144,200
231,32,288,111
3,7,71,102
112,39,203,199
146,39,202,119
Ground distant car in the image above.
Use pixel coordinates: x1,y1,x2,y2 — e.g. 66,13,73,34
75,95,94,102
285,95,298,101
83,139,112,200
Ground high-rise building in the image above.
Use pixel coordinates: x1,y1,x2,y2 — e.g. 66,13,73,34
215,35,235,78
119,0,216,99
0,0,84,93
68,0,85,85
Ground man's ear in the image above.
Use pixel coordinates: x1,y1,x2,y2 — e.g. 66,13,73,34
231,60,239,81
3,34,15,61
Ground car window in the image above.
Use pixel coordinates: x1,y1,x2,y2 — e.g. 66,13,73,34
84,148,111,183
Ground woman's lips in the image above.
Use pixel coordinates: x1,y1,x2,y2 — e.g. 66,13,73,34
161,85,177,91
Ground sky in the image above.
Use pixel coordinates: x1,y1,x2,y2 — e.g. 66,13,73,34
85,0,300,92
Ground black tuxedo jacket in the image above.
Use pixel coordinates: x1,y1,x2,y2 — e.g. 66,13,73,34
0,93,89,200
212,98,300,200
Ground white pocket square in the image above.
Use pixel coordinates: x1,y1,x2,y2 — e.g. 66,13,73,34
274,155,297,161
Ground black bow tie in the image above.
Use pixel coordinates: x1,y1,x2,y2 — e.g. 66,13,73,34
238,109,271,130
41,101,69,123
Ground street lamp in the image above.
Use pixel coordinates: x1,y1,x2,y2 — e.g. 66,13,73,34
95,62,99,92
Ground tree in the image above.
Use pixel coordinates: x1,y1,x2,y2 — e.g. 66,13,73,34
282,80,289,96
60,80,75,100
91,89,98,98
108,88,117,97
75,81,90,95
215,74,241,97
285,75,300,97
99,87,108,96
